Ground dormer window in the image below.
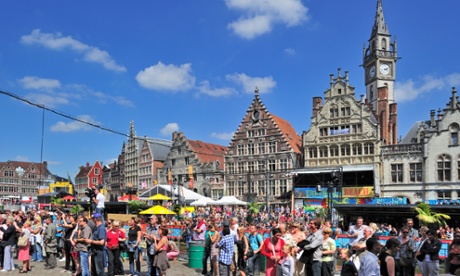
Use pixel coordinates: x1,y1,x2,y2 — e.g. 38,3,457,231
450,123,459,146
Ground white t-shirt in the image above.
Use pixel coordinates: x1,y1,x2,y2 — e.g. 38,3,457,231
96,193,105,209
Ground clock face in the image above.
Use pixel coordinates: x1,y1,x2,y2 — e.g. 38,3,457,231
380,64,390,75
368,66,376,78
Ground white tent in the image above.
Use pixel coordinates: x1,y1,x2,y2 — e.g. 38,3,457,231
211,196,247,205
190,197,216,206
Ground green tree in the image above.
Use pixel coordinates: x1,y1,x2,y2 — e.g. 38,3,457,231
415,202,450,227
70,204,84,215
128,200,147,214
50,197,64,209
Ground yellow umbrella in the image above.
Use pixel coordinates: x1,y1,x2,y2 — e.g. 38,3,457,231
179,206,195,215
147,194,172,201
139,205,176,215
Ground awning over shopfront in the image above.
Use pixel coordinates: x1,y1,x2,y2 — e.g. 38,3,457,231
292,164,374,174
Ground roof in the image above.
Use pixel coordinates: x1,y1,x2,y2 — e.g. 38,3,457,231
187,140,227,170
75,164,93,178
135,137,172,162
271,114,302,153
0,161,51,175
139,184,205,203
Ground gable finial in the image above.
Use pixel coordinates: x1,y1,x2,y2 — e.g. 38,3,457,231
255,86,259,95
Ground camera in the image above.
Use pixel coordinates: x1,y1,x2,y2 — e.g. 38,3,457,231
85,188,96,199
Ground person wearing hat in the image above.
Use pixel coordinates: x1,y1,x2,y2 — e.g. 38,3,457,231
86,213,106,276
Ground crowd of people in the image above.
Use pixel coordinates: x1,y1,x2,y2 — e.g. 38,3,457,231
0,203,459,276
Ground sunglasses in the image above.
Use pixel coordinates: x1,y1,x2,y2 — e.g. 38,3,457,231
403,232,409,234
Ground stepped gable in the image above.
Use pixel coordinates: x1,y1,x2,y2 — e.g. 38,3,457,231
270,114,302,153
186,139,227,170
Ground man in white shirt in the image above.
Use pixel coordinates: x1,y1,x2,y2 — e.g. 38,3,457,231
93,188,105,223
348,216,367,246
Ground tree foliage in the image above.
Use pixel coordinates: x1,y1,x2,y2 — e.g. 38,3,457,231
128,200,147,214
415,202,450,227
70,204,84,215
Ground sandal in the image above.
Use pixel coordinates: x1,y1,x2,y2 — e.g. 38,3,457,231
19,270,28,273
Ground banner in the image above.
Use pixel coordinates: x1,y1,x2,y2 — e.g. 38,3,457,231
168,169,172,185
342,186,374,198
188,165,194,189
294,187,339,199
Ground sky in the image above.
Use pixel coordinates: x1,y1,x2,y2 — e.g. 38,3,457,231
1,1,459,179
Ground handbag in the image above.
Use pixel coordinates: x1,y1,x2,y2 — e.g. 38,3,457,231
118,231,128,252
139,239,147,249
18,233,29,247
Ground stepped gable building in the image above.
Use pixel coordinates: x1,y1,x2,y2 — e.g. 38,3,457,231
381,87,460,204
75,161,103,198
121,121,172,195
161,132,227,199
224,88,302,206
0,161,54,197
300,69,382,195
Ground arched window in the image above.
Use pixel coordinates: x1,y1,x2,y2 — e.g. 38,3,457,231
369,85,374,101
352,143,362,155
309,147,318,158
381,38,387,50
341,145,350,156
319,146,328,158
364,143,374,155
437,154,451,182
450,123,459,146
330,145,339,157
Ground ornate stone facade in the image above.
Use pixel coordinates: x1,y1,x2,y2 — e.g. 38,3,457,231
381,88,460,203
224,89,301,205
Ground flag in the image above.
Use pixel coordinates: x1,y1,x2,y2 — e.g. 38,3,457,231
188,165,194,189
168,169,172,185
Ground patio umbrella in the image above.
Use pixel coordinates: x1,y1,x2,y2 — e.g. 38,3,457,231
118,195,140,202
139,205,176,215
147,194,172,201
190,197,216,206
62,195,75,201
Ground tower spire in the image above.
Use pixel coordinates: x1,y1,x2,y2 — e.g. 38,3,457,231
371,0,389,37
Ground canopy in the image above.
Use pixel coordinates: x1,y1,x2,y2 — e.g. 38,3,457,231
147,194,172,201
211,196,247,205
190,197,216,206
139,205,176,215
118,195,139,202
20,196,32,203
62,195,75,201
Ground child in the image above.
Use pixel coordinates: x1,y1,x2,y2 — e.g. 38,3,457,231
277,244,295,276
339,248,358,276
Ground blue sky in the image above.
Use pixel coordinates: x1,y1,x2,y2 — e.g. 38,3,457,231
1,1,459,179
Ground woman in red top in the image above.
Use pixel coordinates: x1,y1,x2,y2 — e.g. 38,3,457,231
106,221,126,276
260,228,285,276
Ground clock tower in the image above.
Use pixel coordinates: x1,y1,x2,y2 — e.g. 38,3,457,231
363,0,398,113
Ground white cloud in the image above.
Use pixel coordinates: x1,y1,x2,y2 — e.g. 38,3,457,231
226,73,276,93
211,132,234,140
160,123,180,136
21,29,126,72
19,76,61,91
196,81,237,97
284,48,296,55
226,0,308,39
25,93,70,108
15,156,30,162
395,73,460,102
50,115,100,132
136,62,195,92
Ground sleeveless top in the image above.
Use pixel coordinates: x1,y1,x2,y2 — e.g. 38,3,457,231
379,251,398,276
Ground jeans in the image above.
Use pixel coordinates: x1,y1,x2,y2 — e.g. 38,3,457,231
219,262,230,276
91,250,106,276
128,246,141,276
202,248,213,273
3,245,14,271
247,253,260,276
80,251,90,276
148,253,158,276
305,261,322,276
32,242,43,262
185,236,192,249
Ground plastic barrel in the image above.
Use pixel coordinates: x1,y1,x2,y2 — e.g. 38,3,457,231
259,255,266,272
188,241,204,269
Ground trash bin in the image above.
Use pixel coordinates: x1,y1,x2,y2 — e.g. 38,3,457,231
188,241,204,269
259,255,266,272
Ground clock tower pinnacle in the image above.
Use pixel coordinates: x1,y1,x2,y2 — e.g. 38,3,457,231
363,0,398,114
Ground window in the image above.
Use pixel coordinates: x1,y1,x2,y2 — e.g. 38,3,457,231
270,180,276,195
248,161,255,173
3,171,13,177
238,181,245,196
228,163,235,174
364,143,374,155
309,147,318,158
341,145,350,156
248,144,255,155
268,160,276,172
258,161,264,172
450,124,459,146
94,168,100,175
227,181,235,196
257,129,266,136
171,159,175,166
352,124,362,133
237,162,244,173
92,177,98,184
319,146,328,158
330,145,339,157
320,128,329,136
437,155,451,181
258,180,265,196
258,143,265,154
280,179,287,195
438,190,451,199
185,157,190,165
352,144,362,155
269,142,276,153
409,163,422,182
248,181,255,193
248,130,255,137
330,107,339,118
279,159,288,171
341,107,351,117
391,164,403,183
237,145,245,156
